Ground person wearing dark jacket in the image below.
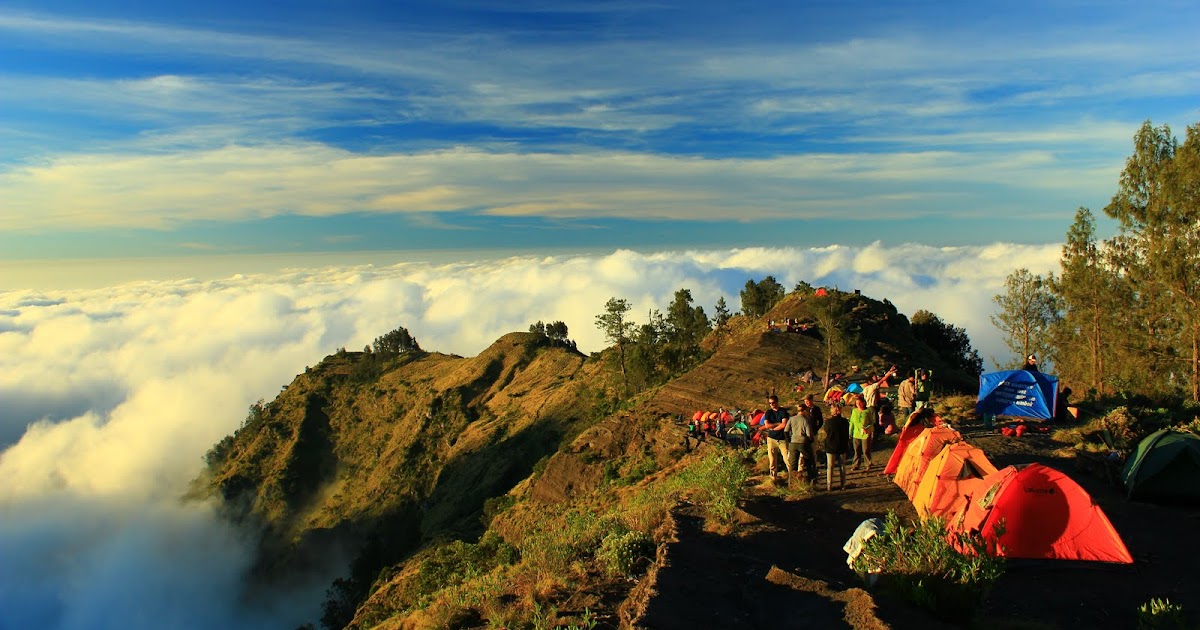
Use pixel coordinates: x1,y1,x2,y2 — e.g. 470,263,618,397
823,402,850,490
789,394,824,483
1020,354,1040,372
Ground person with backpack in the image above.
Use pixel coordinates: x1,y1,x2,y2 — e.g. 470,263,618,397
914,369,932,409
896,372,917,421
727,414,751,449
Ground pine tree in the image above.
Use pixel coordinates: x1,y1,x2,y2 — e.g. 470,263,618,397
595,298,635,397
712,297,732,350
1054,208,1128,395
991,269,1060,368
1105,121,1200,400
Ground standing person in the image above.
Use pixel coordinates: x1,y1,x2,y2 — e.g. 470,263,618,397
860,366,896,456
1020,354,1040,372
758,395,792,483
849,398,874,471
824,402,850,490
915,370,932,410
896,372,917,421
789,394,824,483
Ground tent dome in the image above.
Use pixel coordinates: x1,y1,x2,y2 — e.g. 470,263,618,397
1122,429,1200,504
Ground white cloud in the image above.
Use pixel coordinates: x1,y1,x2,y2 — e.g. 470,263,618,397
0,242,1060,628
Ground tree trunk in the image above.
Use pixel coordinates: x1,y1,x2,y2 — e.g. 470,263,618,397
618,343,628,398
824,343,833,391
1092,304,1102,393
1192,328,1198,402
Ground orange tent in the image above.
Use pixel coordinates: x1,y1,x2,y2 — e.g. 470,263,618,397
911,442,998,519
946,463,1133,564
894,427,961,499
884,423,926,474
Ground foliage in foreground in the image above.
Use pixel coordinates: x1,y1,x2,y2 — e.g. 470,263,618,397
1137,597,1186,629
853,511,1006,620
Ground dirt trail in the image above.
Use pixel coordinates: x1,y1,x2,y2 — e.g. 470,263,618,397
637,427,1200,629
638,436,955,630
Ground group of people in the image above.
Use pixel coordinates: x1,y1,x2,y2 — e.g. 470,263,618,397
685,408,751,445
753,366,943,490
684,365,946,491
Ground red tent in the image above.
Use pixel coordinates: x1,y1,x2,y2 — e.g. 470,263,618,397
946,463,1133,564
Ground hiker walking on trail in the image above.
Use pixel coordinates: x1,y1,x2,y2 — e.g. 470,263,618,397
849,397,873,471
824,402,849,490
789,394,823,483
759,395,792,483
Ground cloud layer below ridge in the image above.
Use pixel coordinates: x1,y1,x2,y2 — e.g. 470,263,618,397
0,243,1060,629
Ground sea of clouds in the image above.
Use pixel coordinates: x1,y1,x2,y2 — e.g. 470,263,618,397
0,243,1060,629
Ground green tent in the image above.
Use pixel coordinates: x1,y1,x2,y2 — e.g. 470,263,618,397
1122,428,1200,503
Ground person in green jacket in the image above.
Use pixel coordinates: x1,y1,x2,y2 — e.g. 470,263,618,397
849,397,874,471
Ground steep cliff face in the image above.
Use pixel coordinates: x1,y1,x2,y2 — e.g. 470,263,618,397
198,332,607,583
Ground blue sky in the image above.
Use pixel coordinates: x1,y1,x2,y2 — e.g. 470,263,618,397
2,0,1200,260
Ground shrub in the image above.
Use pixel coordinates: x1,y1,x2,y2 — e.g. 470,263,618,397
1137,597,1185,629
1100,406,1142,449
409,533,518,607
674,449,751,525
596,530,655,578
853,511,1005,620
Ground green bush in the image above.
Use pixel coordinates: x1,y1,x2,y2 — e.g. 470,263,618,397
596,530,655,578
412,532,518,605
1137,597,1185,629
853,511,1005,620
673,449,750,525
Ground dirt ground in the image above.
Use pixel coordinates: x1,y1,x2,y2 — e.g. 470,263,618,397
636,420,1200,629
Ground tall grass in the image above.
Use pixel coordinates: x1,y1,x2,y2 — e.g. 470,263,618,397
671,449,751,525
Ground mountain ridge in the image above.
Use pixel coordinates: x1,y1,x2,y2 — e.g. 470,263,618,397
193,288,981,628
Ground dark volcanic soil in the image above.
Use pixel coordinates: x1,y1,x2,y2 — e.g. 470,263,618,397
636,423,1200,629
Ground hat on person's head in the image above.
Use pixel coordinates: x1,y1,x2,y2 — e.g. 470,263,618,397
1028,354,1037,362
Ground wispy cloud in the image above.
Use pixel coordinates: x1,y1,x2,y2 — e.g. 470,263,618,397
0,143,1119,230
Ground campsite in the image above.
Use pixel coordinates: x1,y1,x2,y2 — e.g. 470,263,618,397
642,402,1200,629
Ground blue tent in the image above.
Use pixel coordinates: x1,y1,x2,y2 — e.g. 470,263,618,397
845,382,864,394
976,370,1059,420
